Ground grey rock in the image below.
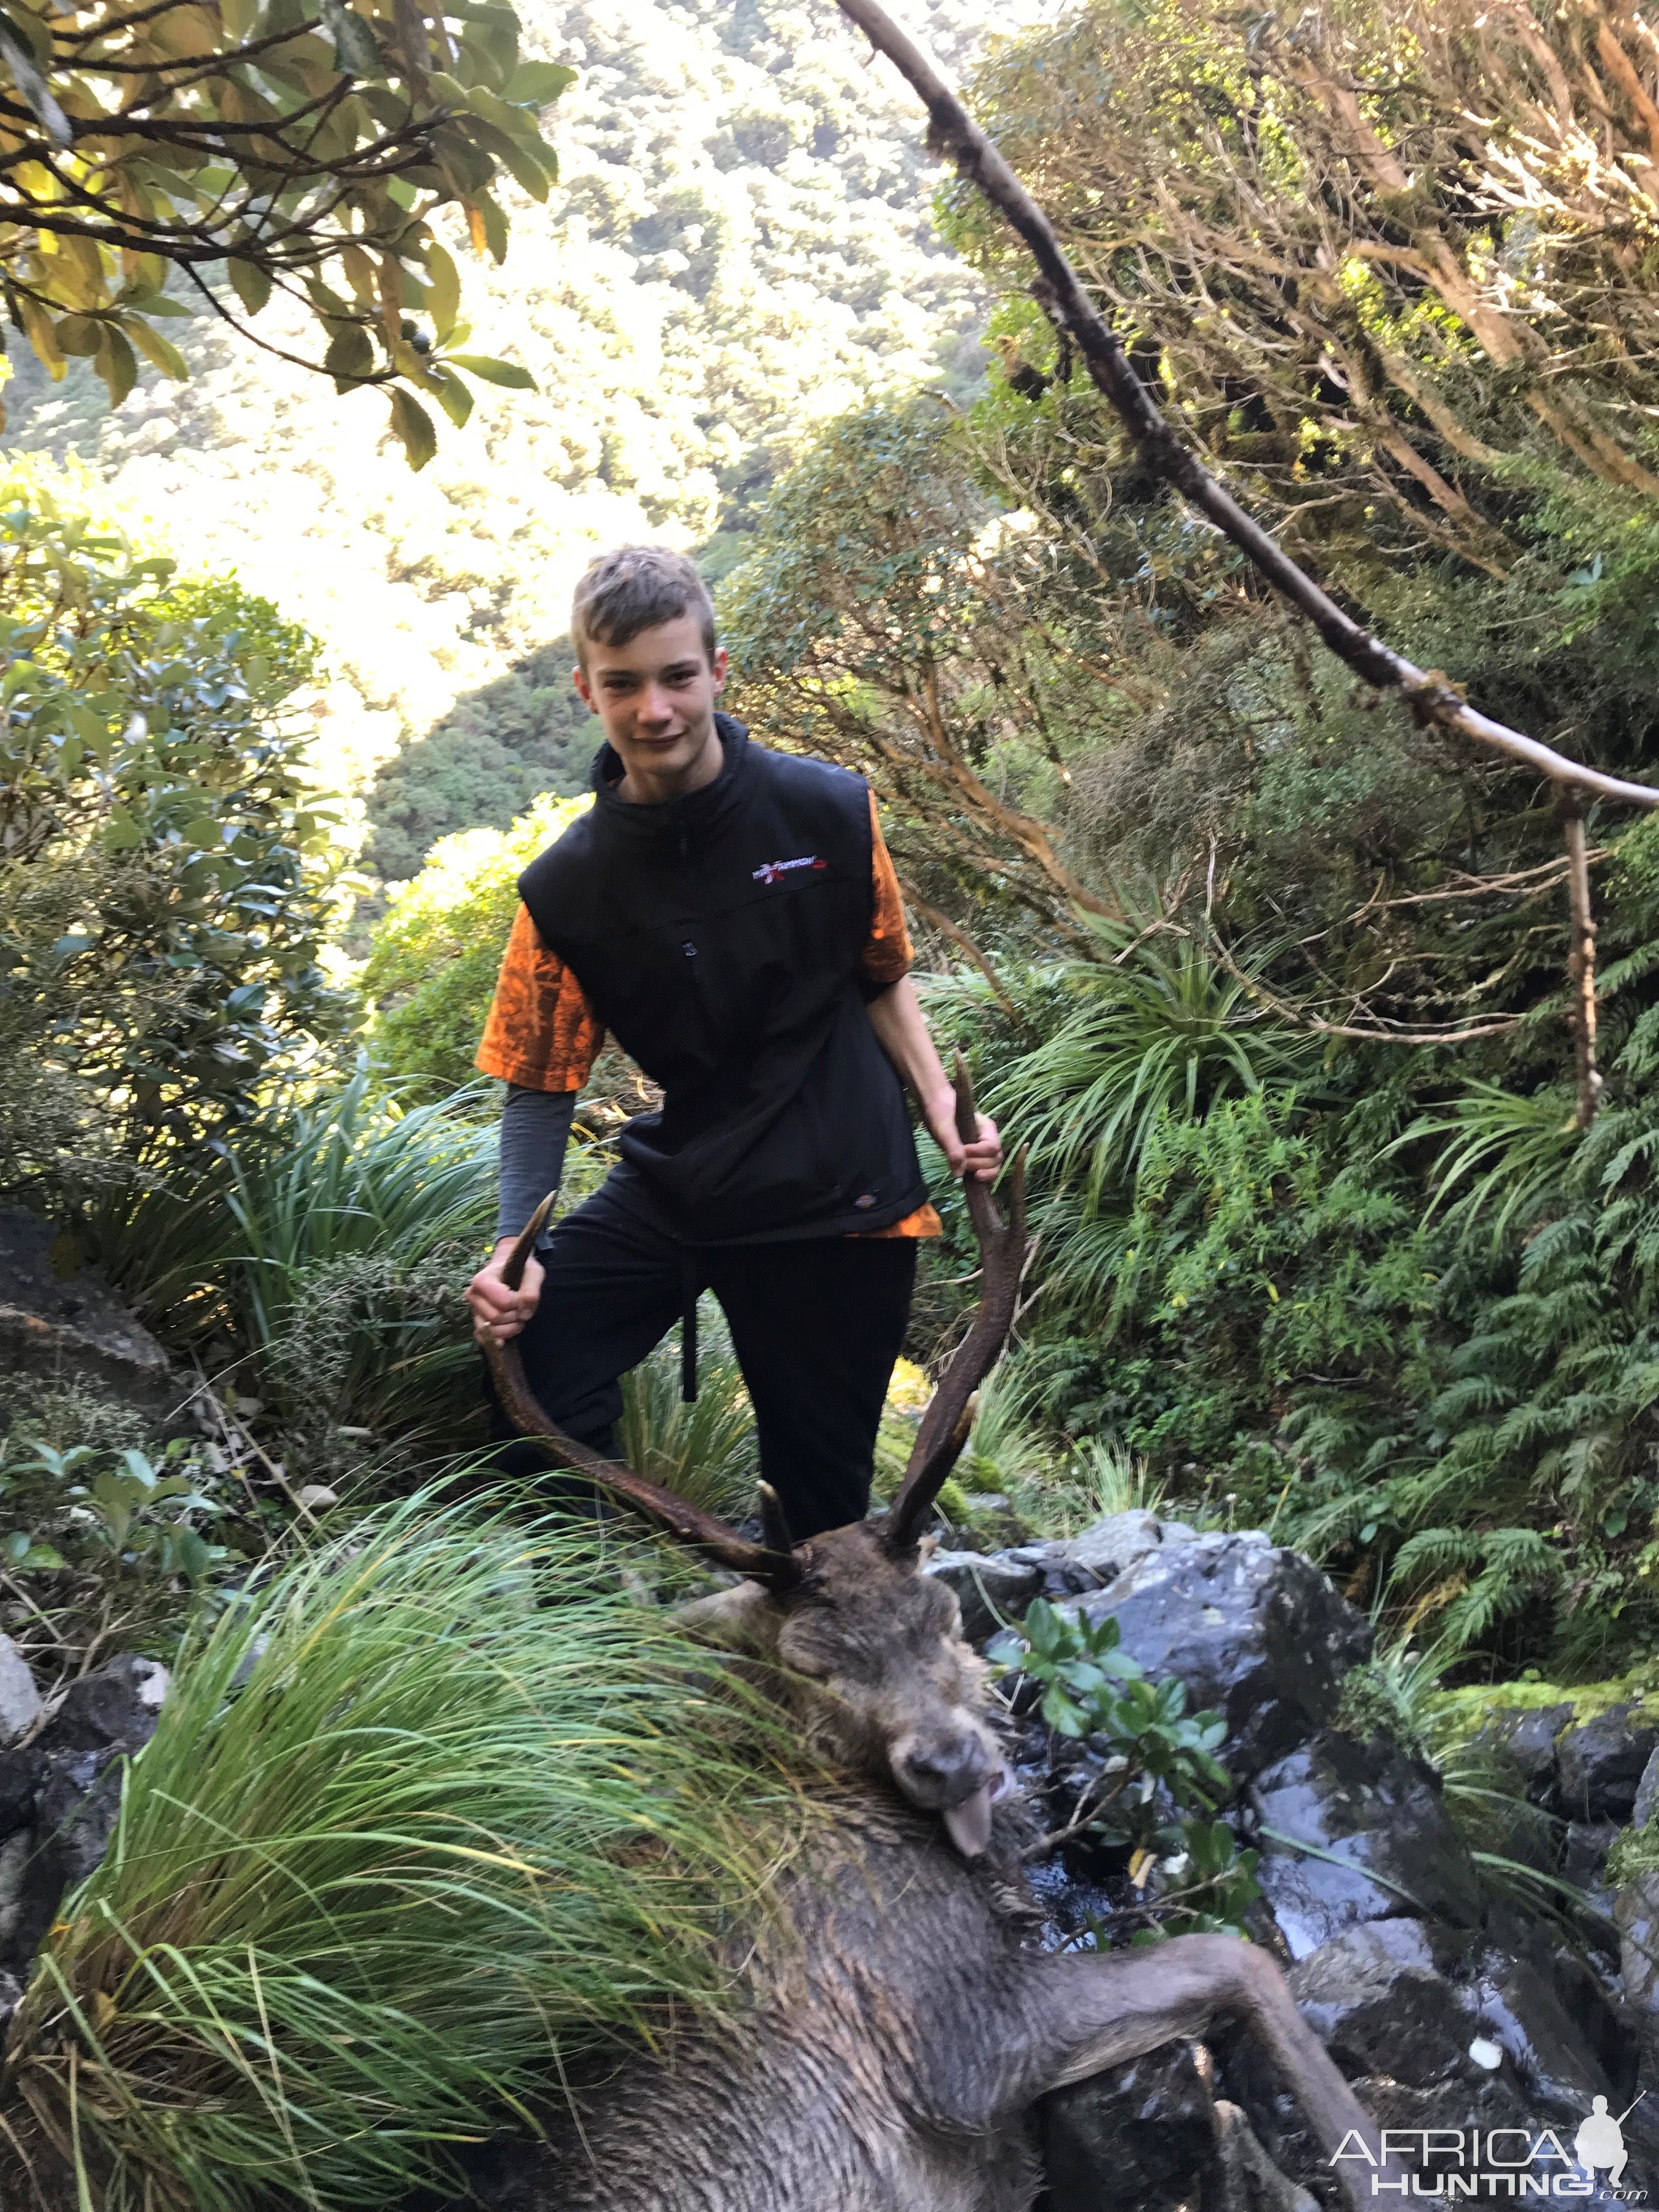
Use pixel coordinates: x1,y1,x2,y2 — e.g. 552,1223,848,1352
0,1967,20,2035
1461,1950,1616,2125
1339,2070,1538,2163
1286,1914,1624,2131
0,1651,169,1978
1478,1703,1574,1800
1633,1743,1659,1831
0,1635,41,1747
1252,1730,1483,1959
1615,1870,1659,2065
922,1549,1041,1644
1003,1539,1109,1600
1066,1508,1191,1586
0,1207,171,1406
1556,1703,1659,1823
1561,1821,1621,1920
1038,2039,1216,2212
38,1651,168,1754
1069,1532,1373,1780
1290,1922,1471,2087
0,1747,41,1841
3,1757,122,1973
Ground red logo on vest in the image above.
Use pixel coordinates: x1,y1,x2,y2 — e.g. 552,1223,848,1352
752,856,828,884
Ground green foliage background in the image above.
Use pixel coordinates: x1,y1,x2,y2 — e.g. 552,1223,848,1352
0,460,349,1209
21,0,1659,1692
0,0,1007,887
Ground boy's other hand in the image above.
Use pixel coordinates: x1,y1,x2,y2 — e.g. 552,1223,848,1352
466,1239,545,1344
921,1087,1003,1183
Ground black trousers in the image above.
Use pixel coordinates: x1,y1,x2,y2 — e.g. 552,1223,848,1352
488,1175,917,1540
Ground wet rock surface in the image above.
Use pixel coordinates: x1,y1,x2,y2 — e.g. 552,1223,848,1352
1557,1704,1659,1824
991,1521,1659,2212
1477,1702,1576,1798
0,1651,168,1985
924,1548,1042,1642
1066,1533,1374,1780
0,1206,172,1408
1037,2040,1218,2212
917,1514,1654,2205
1250,1730,1484,1957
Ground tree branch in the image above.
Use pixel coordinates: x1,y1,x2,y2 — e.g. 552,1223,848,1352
832,0,1659,815
1557,794,1603,1127
896,877,1023,1020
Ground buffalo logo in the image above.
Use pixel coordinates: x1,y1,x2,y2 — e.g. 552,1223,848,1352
753,855,828,884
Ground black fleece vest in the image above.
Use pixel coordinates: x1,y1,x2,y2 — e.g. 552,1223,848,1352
516,716,927,1246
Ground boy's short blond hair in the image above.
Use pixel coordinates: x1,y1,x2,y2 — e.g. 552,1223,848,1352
571,545,718,668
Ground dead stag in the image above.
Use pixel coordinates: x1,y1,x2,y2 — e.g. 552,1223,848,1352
475,1067,1392,2212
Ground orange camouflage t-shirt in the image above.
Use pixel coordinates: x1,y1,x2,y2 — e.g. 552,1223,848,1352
476,788,942,1238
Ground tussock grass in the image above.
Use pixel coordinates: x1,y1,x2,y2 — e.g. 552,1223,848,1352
617,1304,759,1520
80,1065,496,1437
0,1489,803,2212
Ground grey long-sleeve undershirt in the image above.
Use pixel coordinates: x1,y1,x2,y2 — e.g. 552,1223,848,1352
496,1084,576,1244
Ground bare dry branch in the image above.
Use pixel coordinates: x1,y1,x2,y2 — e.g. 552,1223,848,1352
1558,796,1604,1125
834,0,1659,815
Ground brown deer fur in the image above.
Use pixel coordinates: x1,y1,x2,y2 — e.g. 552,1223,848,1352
452,1522,1390,2212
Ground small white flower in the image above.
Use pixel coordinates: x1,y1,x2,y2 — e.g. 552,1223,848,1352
1469,2037,1503,2071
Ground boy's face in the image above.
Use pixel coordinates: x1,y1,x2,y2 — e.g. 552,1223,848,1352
573,612,730,799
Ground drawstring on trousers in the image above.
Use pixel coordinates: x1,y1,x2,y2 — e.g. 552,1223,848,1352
680,1251,699,1404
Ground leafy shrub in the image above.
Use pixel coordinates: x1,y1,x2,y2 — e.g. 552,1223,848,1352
1001,1599,1260,1937
0,1436,229,1588
1,1490,800,2212
1400,1081,1581,1253
0,461,346,1211
982,909,1323,1203
84,1066,498,1451
362,789,589,1093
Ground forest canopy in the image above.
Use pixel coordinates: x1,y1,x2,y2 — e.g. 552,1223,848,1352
0,0,571,462
0,0,1005,879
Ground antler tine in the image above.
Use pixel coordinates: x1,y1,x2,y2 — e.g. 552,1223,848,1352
758,1480,797,1561
485,1209,800,1586
501,1189,558,1292
884,1054,1027,1553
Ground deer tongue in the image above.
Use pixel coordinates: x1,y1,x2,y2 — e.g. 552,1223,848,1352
941,1771,1007,1859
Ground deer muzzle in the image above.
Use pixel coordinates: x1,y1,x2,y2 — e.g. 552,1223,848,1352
891,1726,1012,1858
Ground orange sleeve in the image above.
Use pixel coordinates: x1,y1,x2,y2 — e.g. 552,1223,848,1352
475,902,606,1093
851,1203,944,1239
859,789,913,989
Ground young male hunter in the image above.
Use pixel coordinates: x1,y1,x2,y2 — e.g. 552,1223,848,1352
464,546,1002,1541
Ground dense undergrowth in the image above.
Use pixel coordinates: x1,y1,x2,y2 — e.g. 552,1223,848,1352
12,0,1659,1742
0,1492,809,2212
14,3,1659,2198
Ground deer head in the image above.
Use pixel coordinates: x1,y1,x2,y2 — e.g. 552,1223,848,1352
484,1060,1027,1858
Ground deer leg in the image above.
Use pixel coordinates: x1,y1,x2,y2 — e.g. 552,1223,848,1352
1001,1934,1395,2212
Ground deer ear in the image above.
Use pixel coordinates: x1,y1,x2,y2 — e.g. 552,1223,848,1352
674,1579,786,1654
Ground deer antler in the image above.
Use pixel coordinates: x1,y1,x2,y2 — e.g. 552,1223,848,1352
483,1197,803,1588
884,1056,1027,1554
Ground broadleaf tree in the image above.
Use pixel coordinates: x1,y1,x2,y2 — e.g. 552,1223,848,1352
0,0,572,463
0,460,350,1199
